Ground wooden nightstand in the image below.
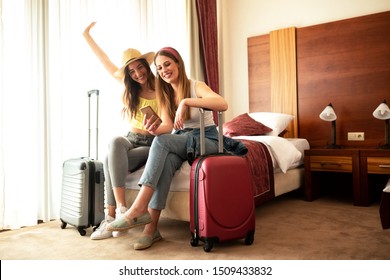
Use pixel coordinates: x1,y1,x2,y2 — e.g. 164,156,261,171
360,149,390,206
305,148,390,206
304,149,361,205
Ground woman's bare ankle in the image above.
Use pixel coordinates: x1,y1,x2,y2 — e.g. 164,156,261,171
124,206,148,220
143,224,156,236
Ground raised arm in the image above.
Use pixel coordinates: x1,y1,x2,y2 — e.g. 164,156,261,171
83,22,122,83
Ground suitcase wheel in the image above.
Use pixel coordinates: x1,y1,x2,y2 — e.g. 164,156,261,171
190,235,199,247
60,219,67,229
77,227,87,236
191,235,214,252
203,240,214,252
245,230,255,245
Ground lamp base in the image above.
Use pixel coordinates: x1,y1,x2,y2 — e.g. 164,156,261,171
325,144,342,149
377,144,390,150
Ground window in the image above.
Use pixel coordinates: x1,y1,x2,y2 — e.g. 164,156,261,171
0,0,189,229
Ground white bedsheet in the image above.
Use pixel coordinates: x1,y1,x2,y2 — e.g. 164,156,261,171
233,136,309,173
125,137,309,191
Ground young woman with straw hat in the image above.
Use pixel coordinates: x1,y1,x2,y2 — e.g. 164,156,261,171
83,22,161,240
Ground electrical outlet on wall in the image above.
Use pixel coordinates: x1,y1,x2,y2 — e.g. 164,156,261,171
348,132,365,141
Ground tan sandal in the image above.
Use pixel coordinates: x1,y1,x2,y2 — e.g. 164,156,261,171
107,212,151,232
134,230,162,250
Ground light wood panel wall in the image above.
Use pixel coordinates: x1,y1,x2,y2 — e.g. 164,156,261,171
270,27,297,138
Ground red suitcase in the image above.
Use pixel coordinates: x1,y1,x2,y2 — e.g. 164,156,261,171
190,110,255,252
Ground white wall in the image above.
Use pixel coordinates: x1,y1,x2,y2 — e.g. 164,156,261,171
218,0,390,121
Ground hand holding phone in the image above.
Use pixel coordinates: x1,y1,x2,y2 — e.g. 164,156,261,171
140,106,162,128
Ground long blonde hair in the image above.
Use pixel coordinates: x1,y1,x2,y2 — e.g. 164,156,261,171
154,47,190,122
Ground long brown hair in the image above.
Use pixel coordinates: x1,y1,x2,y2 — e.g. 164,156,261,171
121,59,155,119
154,47,190,122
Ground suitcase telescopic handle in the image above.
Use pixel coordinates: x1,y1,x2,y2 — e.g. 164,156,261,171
88,89,99,97
199,108,223,156
88,89,99,159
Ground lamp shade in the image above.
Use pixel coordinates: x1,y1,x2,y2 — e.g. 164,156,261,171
373,101,390,120
319,103,337,122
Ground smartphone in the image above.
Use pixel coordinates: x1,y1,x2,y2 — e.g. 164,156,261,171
140,106,162,124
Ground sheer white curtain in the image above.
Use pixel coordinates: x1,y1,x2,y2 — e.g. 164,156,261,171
0,0,189,230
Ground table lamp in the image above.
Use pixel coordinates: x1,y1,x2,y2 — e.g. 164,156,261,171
373,100,390,149
319,103,341,148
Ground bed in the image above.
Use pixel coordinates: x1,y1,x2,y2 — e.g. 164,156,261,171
124,111,309,222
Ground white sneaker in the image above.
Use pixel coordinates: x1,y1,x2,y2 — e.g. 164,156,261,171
112,206,128,238
90,215,114,240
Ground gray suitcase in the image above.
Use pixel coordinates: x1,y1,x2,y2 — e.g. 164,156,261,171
60,89,105,236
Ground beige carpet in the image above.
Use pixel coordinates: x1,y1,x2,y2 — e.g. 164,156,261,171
1,191,389,260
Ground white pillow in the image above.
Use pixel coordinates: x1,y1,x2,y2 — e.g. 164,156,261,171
249,112,294,136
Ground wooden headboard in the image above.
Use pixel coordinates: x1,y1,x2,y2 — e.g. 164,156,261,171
248,11,390,148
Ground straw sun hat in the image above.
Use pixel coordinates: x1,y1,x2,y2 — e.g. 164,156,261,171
114,48,155,78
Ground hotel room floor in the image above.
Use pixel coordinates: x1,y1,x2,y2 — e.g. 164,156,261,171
1,191,389,260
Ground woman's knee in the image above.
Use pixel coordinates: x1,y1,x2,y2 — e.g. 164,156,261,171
152,134,170,147
108,136,131,153
108,136,127,148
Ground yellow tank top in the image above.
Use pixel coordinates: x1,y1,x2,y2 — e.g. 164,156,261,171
130,97,159,130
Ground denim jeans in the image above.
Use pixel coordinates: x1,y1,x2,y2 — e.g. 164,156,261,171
104,132,154,206
138,132,219,210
